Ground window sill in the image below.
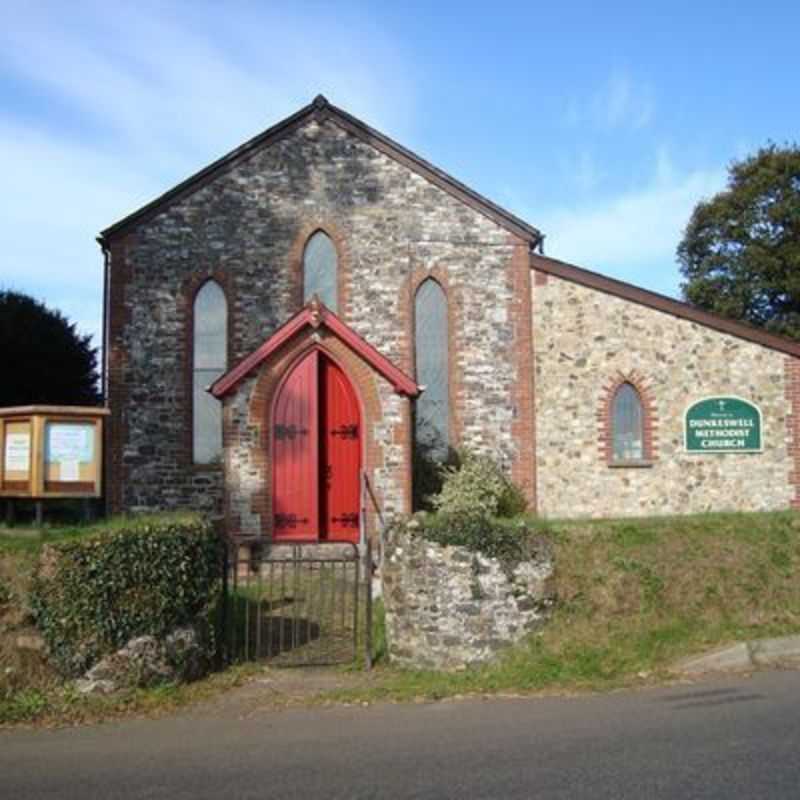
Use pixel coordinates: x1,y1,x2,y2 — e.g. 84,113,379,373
191,462,223,472
607,460,654,469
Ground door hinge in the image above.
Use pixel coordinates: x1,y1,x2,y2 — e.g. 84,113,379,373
274,424,309,440
332,512,359,528
274,513,310,528
331,424,358,439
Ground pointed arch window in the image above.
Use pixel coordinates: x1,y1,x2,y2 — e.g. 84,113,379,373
193,280,227,464
611,383,644,462
303,231,337,311
414,278,449,459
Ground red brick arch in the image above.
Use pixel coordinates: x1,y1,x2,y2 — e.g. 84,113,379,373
598,370,659,465
184,270,234,470
287,220,352,320
405,265,462,449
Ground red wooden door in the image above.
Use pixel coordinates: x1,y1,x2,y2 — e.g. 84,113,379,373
272,350,361,542
320,357,362,542
272,350,318,540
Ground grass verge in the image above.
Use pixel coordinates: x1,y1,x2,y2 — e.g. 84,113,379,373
326,510,800,704
4,510,800,724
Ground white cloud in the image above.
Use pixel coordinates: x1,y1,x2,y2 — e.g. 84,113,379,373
531,153,726,296
0,3,417,351
567,69,655,132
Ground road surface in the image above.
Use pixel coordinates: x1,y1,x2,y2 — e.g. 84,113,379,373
2,670,800,799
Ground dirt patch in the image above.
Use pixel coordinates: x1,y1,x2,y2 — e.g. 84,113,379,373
193,666,384,718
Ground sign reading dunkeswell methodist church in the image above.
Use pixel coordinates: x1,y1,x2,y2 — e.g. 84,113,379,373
685,397,762,453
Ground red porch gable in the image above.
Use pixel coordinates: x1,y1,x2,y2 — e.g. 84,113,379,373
210,297,420,399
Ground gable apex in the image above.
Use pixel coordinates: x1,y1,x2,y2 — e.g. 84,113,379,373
210,298,420,399
99,95,542,244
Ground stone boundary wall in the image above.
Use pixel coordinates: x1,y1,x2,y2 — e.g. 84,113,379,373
381,525,555,670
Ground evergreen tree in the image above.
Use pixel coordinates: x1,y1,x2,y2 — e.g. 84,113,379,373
0,290,101,406
678,144,800,339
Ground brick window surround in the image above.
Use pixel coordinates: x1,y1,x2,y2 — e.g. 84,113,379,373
184,272,233,471
598,370,658,467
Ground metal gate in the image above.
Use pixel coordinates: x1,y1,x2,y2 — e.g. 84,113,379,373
224,540,372,667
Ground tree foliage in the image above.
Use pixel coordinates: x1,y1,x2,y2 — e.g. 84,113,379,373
0,290,101,406
678,144,800,339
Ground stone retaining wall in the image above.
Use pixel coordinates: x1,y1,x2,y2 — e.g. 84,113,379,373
381,524,555,669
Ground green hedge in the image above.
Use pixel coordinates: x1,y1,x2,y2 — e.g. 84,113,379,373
29,514,224,676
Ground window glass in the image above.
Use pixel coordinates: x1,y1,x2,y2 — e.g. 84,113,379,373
303,231,337,311
193,281,226,463
612,383,644,461
414,279,448,459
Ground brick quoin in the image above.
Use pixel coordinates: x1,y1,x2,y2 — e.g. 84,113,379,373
509,237,537,509
785,356,800,509
105,233,135,516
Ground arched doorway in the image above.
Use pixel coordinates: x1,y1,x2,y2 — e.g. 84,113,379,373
271,349,362,542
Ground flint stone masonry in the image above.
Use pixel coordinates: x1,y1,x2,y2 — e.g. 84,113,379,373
75,626,209,695
532,274,794,517
382,524,555,669
108,117,530,521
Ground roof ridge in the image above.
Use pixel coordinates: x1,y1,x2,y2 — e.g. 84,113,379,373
99,96,542,243
531,253,800,358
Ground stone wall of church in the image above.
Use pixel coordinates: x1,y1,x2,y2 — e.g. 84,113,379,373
531,272,796,517
106,117,534,525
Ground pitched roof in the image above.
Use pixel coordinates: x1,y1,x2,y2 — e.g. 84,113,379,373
531,253,800,358
210,297,420,398
99,95,542,244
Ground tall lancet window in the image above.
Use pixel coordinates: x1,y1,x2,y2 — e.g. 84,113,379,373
414,278,449,459
193,280,227,464
303,231,338,311
611,383,644,462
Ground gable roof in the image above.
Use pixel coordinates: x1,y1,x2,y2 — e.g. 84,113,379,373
210,297,420,399
99,95,542,244
531,253,800,358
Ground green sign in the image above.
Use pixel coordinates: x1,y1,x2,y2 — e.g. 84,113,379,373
685,397,762,453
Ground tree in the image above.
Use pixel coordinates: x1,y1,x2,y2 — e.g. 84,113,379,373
678,144,800,339
0,290,101,407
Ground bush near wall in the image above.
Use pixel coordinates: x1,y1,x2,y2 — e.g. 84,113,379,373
29,514,224,677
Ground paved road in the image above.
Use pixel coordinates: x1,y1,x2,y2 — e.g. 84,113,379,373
3,670,800,799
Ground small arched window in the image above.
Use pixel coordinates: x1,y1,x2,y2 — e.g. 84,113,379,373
193,280,227,464
414,278,448,459
303,231,337,311
612,383,644,462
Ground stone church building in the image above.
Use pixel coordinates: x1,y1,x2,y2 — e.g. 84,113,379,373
98,95,800,542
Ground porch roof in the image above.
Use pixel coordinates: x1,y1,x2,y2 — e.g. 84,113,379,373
210,297,420,399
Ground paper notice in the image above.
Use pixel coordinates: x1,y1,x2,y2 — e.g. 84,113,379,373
4,433,30,472
59,460,80,482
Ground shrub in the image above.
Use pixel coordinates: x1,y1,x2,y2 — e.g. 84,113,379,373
412,439,459,512
432,451,528,518
29,514,224,677
418,512,546,567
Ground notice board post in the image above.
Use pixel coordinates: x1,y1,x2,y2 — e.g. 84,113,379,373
0,406,110,525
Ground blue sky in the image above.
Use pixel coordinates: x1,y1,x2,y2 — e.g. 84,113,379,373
2,1,799,349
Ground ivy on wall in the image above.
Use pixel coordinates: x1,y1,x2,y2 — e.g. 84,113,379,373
29,514,224,676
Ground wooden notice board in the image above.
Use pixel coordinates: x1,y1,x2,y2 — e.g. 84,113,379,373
0,406,109,498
